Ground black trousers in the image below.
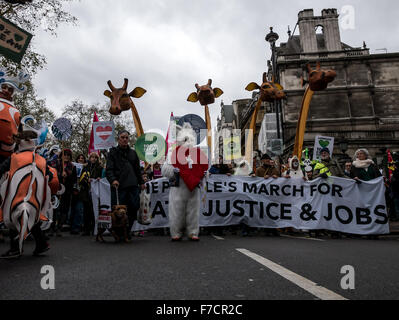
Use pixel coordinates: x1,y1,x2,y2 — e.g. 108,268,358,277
111,186,140,233
83,199,95,234
57,192,72,231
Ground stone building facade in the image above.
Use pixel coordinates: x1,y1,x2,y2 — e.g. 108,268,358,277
277,8,399,163
227,8,399,165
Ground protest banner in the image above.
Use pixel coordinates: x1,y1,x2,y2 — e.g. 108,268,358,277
313,136,335,160
52,117,73,175
223,135,241,161
52,118,72,142
92,176,389,235
0,15,32,63
91,179,112,235
72,162,84,178
93,121,115,150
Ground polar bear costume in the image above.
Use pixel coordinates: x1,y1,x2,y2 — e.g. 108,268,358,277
285,156,304,179
234,160,252,176
161,123,207,241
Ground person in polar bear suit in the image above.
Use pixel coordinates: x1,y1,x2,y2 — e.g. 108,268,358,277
284,156,305,180
162,123,207,241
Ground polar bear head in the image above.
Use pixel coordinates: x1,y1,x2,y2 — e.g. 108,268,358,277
176,123,197,148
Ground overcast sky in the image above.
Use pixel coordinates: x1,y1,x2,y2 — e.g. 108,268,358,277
32,0,399,136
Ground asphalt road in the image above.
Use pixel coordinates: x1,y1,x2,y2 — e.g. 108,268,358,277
0,231,398,300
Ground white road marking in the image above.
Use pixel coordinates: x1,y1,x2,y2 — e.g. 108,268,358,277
212,235,225,240
280,234,326,242
236,248,348,300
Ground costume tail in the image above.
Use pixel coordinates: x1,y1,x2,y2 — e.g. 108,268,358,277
18,209,29,254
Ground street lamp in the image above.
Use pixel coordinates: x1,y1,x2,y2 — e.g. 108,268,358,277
265,27,279,49
338,137,351,166
339,138,348,154
265,27,281,140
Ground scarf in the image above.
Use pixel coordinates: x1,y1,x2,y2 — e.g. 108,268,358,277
352,159,374,169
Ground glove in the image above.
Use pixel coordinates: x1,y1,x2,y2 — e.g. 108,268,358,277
320,173,328,179
173,168,180,174
354,178,362,184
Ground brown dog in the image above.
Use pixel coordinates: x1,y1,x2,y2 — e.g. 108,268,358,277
111,205,129,243
96,205,129,243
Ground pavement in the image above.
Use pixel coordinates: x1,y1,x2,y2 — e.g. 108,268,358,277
0,231,398,300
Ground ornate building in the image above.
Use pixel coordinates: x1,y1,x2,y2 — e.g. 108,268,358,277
277,8,399,163
218,8,399,164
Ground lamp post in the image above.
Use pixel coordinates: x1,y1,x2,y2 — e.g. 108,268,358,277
338,137,351,166
266,27,281,139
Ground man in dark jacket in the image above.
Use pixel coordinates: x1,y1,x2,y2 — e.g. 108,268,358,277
254,153,280,178
106,131,145,238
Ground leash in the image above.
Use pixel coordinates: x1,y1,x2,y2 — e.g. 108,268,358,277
115,186,120,206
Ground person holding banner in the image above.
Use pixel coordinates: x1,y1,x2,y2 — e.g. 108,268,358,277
313,147,345,239
254,154,280,179
106,130,145,239
79,152,103,236
350,149,381,183
253,153,282,237
313,148,345,179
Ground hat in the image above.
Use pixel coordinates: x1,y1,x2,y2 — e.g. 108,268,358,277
320,147,330,154
0,69,30,94
63,149,72,157
261,153,271,160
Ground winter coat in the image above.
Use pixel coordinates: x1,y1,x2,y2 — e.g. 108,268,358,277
350,161,381,181
313,158,345,178
106,146,144,189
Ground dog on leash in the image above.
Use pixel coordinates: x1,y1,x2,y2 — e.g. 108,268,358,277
96,205,129,243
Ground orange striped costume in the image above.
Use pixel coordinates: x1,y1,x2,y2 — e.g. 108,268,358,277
0,151,51,253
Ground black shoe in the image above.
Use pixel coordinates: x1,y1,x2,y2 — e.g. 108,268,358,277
33,243,50,256
1,249,21,259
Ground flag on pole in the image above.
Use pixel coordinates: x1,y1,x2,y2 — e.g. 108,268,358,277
165,112,177,157
387,149,394,181
88,112,100,156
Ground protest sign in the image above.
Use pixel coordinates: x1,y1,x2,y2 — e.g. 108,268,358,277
223,136,241,161
0,15,32,63
313,136,335,160
93,121,115,150
52,118,72,142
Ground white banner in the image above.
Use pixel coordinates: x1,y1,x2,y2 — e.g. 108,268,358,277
313,135,335,160
91,179,112,234
92,176,389,235
93,121,115,150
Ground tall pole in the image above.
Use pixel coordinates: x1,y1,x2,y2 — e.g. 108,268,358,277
272,41,281,140
266,27,281,141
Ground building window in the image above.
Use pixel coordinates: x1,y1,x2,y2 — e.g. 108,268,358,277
315,25,326,50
